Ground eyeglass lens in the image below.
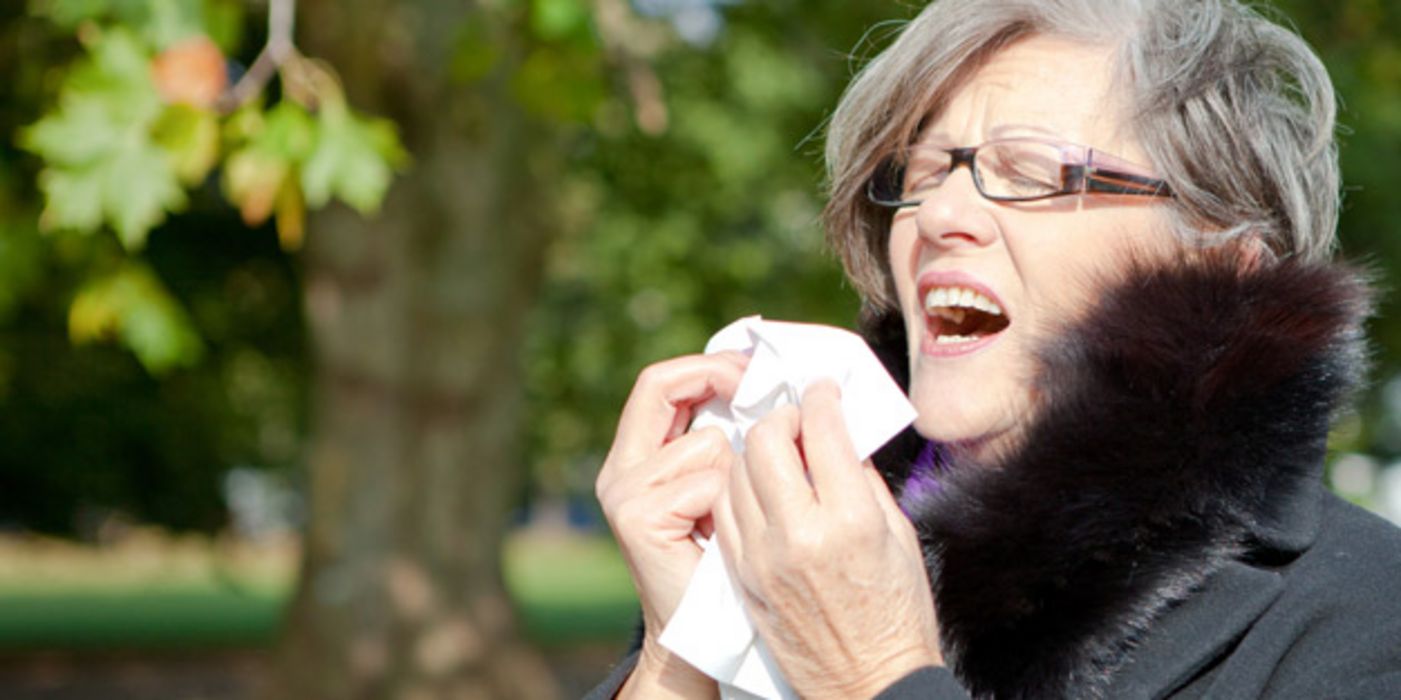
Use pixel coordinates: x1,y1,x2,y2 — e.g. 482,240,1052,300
874,141,1068,204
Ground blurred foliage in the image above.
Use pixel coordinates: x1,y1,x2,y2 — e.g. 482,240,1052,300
0,1,313,532
1,0,1399,534
18,0,405,373
522,1,903,498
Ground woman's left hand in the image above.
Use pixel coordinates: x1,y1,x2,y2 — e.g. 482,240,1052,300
714,379,944,699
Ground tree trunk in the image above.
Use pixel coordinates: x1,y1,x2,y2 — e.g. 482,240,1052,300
269,2,559,697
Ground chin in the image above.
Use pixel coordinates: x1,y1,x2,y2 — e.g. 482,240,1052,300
908,373,1024,460
913,395,1002,443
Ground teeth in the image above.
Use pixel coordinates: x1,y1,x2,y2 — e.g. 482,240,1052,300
935,334,979,345
923,286,1004,316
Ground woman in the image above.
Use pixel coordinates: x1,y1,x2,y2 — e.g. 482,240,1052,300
590,0,1401,697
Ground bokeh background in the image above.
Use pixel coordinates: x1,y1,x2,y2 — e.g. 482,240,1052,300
0,0,1398,697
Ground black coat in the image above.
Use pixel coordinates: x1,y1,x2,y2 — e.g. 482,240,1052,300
586,254,1401,699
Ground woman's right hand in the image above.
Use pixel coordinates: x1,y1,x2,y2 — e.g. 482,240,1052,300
595,352,748,697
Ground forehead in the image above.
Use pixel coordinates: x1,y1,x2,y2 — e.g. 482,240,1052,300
920,35,1136,156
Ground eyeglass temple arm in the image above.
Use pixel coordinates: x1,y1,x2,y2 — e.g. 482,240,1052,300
1088,170,1174,197
1061,163,1173,198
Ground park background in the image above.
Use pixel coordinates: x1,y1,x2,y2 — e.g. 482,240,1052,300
0,0,1398,697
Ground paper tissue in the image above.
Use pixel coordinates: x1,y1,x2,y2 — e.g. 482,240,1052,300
657,316,917,699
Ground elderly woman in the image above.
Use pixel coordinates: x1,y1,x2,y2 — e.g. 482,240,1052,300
589,0,1401,698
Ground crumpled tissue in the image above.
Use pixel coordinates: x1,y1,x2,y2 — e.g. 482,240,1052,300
657,316,917,700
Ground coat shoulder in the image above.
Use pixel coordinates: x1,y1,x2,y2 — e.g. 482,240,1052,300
1291,493,1401,601
1253,494,1401,697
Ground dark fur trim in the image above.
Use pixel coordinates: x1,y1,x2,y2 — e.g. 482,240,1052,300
870,254,1372,699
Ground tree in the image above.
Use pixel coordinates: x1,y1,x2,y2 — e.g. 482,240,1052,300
267,1,564,695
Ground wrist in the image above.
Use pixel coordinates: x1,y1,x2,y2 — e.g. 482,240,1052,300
828,646,945,700
618,642,717,699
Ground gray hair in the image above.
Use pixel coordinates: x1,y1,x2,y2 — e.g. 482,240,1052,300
824,0,1340,310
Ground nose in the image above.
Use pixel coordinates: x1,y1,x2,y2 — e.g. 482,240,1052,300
913,167,998,250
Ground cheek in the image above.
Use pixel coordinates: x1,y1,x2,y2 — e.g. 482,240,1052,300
887,223,923,326
1012,210,1172,316
887,224,919,295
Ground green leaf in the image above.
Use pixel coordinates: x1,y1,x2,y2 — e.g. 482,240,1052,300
30,0,110,28
511,45,606,124
152,104,221,184
202,0,244,52
144,0,206,48
102,140,187,248
220,102,313,226
531,0,588,40
300,103,407,214
21,96,124,167
36,168,104,232
69,262,204,373
261,102,317,162
21,28,184,247
68,29,161,122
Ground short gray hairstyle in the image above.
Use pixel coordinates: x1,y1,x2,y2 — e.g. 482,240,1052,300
825,0,1340,310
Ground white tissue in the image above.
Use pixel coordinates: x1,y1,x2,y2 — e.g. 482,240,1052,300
657,316,917,700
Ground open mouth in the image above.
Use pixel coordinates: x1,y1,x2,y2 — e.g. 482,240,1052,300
923,285,1011,347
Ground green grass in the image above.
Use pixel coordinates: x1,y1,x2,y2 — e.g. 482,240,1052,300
503,532,640,647
0,532,638,651
0,588,286,650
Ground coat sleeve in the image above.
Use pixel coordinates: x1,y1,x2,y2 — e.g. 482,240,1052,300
875,666,973,699
584,657,971,699
581,649,640,700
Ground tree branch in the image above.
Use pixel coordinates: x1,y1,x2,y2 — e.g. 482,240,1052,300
218,0,300,112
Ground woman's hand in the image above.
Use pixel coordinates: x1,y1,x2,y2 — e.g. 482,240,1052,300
596,352,748,698
714,379,943,699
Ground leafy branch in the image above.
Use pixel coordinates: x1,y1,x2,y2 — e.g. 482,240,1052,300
17,0,408,373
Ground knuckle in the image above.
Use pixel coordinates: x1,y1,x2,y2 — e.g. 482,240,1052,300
696,426,731,455
837,507,878,536
633,361,668,393
777,526,824,563
746,414,790,452
609,497,646,530
595,481,623,515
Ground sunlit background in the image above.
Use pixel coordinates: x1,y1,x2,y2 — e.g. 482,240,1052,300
0,0,1398,697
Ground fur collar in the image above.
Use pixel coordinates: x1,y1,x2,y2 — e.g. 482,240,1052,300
864,253,1373,699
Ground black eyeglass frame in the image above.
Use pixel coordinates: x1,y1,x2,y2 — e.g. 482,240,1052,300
866,137,1175,208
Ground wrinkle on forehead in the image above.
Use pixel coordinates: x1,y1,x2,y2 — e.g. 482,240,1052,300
917,36,1138,159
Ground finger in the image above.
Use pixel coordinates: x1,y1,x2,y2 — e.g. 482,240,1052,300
713,490,742,565
862,463,921,548
650,467,730,538
712,490,768,612
598,426,731,505
608,465,729,549
728,450,769,539
800,379,872,509
609,352,748,466
742,404,814,524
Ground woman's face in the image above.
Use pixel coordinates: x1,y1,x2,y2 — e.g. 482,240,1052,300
889,36,1176,456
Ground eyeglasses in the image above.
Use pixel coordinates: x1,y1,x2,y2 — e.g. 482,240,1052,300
866,137,1174,208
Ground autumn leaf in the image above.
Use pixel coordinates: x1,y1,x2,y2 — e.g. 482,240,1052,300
150,35,228,108
69,262,204,373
